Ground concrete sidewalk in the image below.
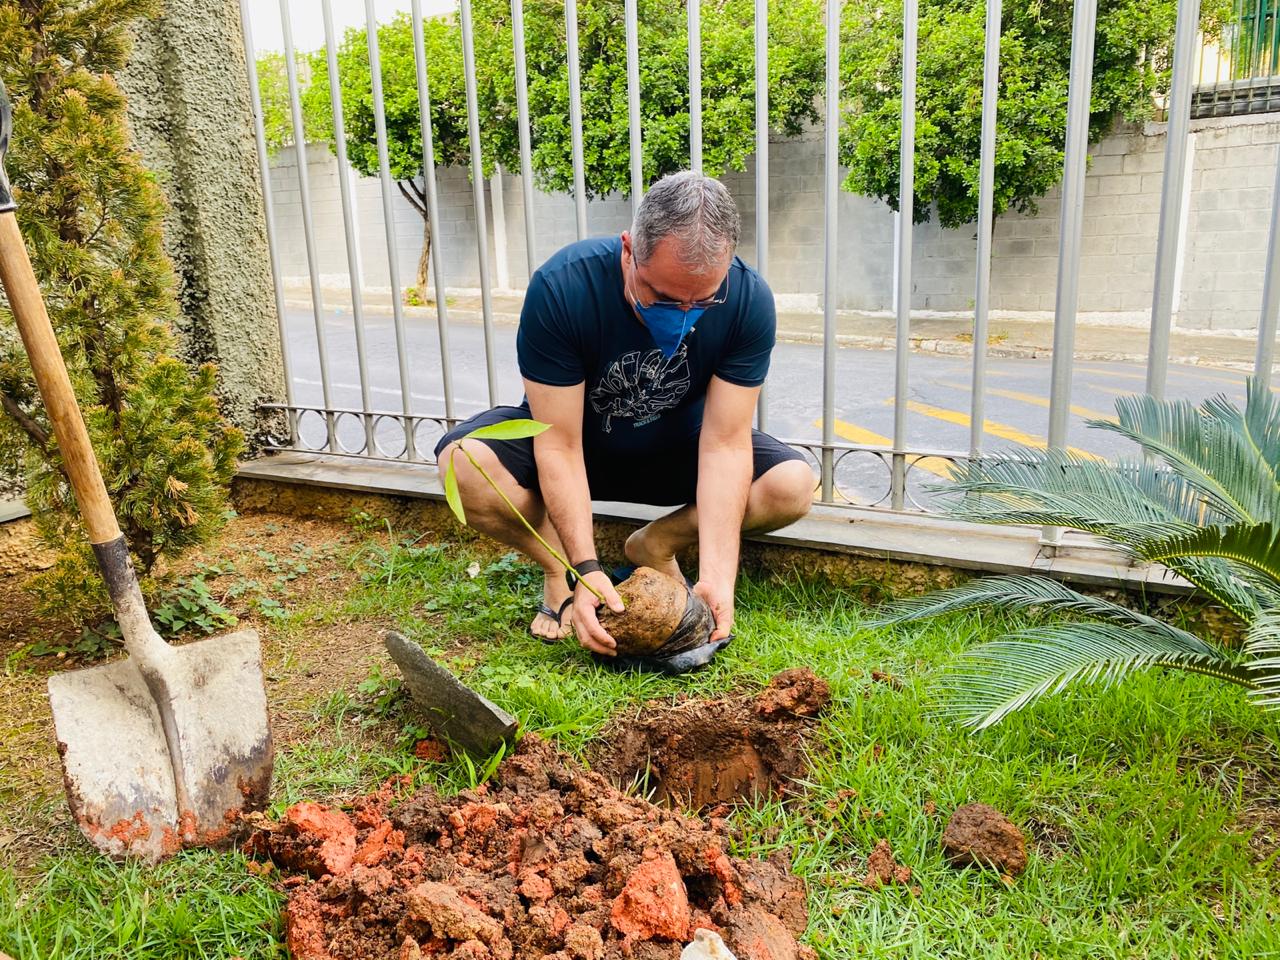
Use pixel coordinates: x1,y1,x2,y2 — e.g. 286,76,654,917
284,283,1263,370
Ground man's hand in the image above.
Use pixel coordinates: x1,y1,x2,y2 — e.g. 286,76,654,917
693,579,734,642
573,570,625,656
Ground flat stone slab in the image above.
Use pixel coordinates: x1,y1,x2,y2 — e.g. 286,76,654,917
383,631,518,757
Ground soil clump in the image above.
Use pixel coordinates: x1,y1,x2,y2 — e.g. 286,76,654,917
941,803,1028,876
598,567,698,656
244,735,814,960
590,670,830,810
862,839,912,889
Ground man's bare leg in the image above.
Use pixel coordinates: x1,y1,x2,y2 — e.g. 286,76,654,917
624,459,815,580
437,440,573,640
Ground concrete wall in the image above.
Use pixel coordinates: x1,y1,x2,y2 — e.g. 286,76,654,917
120,0,286,442
268,112,1280,332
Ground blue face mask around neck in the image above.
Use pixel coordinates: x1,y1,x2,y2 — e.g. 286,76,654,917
633,300,706,358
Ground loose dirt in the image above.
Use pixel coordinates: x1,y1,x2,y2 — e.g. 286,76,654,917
245,735,815,960
590,669,831,810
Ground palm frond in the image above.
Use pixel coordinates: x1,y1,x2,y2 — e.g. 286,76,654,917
1090,392,1280,524
1128,522,1280,589
937,622,1255,730
1155,556,1263,623
872,574,1220,655
937,449,1216,529
1201,377,1280,477
1243,608,1280,706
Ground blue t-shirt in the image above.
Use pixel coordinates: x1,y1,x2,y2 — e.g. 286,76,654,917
516,236,776,465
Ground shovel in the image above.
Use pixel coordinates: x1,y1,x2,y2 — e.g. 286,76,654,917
0,80,272,860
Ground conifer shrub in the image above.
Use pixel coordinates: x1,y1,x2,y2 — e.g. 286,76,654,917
0,1,243,621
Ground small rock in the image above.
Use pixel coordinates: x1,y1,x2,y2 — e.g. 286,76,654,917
282,802,358,878
682,928,738,960
609,851,691,941
405,880,506,945
941,803,1028,876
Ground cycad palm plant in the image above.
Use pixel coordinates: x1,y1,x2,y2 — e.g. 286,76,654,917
877,378,1280,729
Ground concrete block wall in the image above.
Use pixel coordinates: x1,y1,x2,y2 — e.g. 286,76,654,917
269,113,1280,331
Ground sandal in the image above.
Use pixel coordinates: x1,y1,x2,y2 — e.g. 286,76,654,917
532,596,574,644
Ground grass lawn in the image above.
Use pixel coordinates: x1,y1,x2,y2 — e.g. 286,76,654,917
2,510,1280,958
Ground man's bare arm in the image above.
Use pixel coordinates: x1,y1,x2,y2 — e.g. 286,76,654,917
696,375,759,639
524,378,624,653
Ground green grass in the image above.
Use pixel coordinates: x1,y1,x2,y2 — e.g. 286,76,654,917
5,529,1280,958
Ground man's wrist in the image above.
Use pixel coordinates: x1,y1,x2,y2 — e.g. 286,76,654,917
566,557,604,592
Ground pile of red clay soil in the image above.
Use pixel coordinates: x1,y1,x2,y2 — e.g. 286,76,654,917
590,669,831,810
244,734,814,960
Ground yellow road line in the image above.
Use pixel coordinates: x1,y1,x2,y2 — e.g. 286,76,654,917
1089,383,1137,398
897,400,1105,461
1073,367,1147,382
1077,365,1273,393
937,381,1116,422
815,418,957,479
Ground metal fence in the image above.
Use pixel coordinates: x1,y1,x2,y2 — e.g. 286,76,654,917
1194,0,1280,116
240,0,1280,516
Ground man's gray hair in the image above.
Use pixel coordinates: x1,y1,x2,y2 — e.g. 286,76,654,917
630,171,741,275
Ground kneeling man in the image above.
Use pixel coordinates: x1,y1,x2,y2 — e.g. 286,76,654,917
436,171,814,655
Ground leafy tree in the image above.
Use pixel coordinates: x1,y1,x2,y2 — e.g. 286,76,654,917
471,0,825,196
300,0,824,294
839,0,1230,227
0,0,244,620
255,51,327,157
302,14,469,294
878,380,1280,729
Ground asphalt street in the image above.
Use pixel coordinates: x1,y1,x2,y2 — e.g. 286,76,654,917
283,306,1259,507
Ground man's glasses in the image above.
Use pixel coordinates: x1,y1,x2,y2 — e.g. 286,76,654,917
636,270,730,311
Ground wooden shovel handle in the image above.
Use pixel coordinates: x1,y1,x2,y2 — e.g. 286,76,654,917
0,212,122,545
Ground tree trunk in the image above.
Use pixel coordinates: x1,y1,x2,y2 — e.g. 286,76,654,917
417,213,432,301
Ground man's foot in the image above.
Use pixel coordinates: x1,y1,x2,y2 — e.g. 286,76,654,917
624,524,684,583
531,574,574,642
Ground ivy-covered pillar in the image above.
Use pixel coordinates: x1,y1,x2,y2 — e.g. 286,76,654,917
120,0,285,447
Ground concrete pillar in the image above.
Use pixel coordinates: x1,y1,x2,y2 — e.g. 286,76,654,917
119,0,285,446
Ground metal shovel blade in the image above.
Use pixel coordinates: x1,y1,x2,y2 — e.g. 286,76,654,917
384,631,517,757
47,628,272,860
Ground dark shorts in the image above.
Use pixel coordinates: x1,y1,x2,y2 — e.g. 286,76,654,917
436,403,808,507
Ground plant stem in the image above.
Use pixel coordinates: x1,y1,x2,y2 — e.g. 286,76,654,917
457,443,608,604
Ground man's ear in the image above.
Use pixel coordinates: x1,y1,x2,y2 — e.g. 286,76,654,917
620,230,632,263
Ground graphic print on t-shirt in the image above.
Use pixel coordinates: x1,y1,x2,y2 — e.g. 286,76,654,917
589,343,692,433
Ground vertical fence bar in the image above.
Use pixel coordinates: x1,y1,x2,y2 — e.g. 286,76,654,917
460,0,500,405
366,0,418,455
1147,0,1200,401
240,0,297,445
625,0,644,210
565,0,589,238
511,0,539,274
1257,145,1280,386
280,0,335,451
322,0,375,453
1252,0,1265,75
820,0,840,502
412,0,456,421
755,0,769,430
969,0,1000,459
1044,0,1098,548
890,0,919,510
689,0,703,173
